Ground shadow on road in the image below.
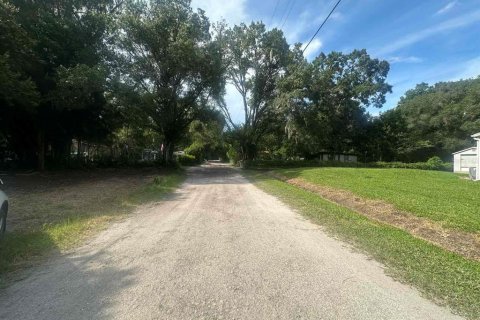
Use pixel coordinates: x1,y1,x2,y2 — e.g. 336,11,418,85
0,235,138,319
184,162,248,186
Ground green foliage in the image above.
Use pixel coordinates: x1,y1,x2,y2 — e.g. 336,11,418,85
0,0,36,88
184,114,226,161
0,170,184,280
226,145,240,164
1,0,116,169
243,157,452,171
250,172,480,318
242,159,361,169
1,0,477,171
220,22,291,160
52,65,107,110
384,78,480,161
0,54,39,109
177,153,198,166
374,157,452,171
117,0,224,163
274,167,480,232
278,49,391,158
426,156,444,169
129,172,185,203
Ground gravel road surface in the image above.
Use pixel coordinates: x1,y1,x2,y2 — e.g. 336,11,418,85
0,164,462,319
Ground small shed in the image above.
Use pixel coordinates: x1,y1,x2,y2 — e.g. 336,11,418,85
453,132,480,179
472,132,480,180
453,147,477,173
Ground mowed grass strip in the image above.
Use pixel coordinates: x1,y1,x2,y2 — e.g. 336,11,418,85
0,170,184,283
275,167,480,232
248,171,480,319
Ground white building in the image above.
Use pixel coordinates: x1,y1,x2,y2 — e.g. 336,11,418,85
473,132,480,180
452,132,480,180
453,147,477,173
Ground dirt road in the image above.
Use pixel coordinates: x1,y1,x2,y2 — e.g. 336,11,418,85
0,164,462,319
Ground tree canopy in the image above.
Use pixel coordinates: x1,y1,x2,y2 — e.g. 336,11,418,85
0,0,478,169
279,49,391,159
117,0,224,163
377,78,480,161
220,22,291,160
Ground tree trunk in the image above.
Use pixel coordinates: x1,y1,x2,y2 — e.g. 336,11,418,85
241,141,256,161
77,138,82,162
37,129,45,171
167,143,174,164
161,140,175,165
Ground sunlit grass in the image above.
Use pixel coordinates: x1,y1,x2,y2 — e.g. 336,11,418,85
248,171,480,319
0,170,184,283
275,167,480,232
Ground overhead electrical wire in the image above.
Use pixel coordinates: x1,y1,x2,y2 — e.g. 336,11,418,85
302,0,342,54
269,0,281,26
277,0,293,28
280,0,296,29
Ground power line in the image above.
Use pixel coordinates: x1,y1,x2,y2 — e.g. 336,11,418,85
269,0,281,26
302,0,342,54
278,0,293,28
280,0,296,29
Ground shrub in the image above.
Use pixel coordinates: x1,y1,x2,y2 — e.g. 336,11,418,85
227,146,240,165
243,158,453,172
177,154,198,166
373,157,452,171
426,156,444,170
242,159,360,169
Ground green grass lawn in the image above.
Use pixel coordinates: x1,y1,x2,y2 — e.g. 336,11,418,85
274,167,480,232
0,169,184,283
248,171,480,319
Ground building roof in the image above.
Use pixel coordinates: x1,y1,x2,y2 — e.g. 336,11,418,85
452,147,477,155
471,132,480,139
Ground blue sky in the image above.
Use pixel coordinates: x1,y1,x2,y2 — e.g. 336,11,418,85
191,0,480,122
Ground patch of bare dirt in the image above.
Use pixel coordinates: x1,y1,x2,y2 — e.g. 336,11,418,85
1,168,162,231
270,172,480,261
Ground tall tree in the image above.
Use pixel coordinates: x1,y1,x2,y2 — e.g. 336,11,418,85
279,49,391,158
220,22,291,160
0,0,38,109
3,0,115,169
390,78,480,161
117,0,224,163
0,0,40,165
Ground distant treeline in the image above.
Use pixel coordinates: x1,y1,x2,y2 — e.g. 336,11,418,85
241,156,452,172
370,78,480,162
0,0,478,170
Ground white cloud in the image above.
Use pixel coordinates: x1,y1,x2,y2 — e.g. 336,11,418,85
284,9,332,43
330,11,344,21
190,0,248,25
370,111,380,117
436,1,457,15
388,56,423,64
281,10,310,42
376,10,480,56
302,38,323,60
282,5,344,57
